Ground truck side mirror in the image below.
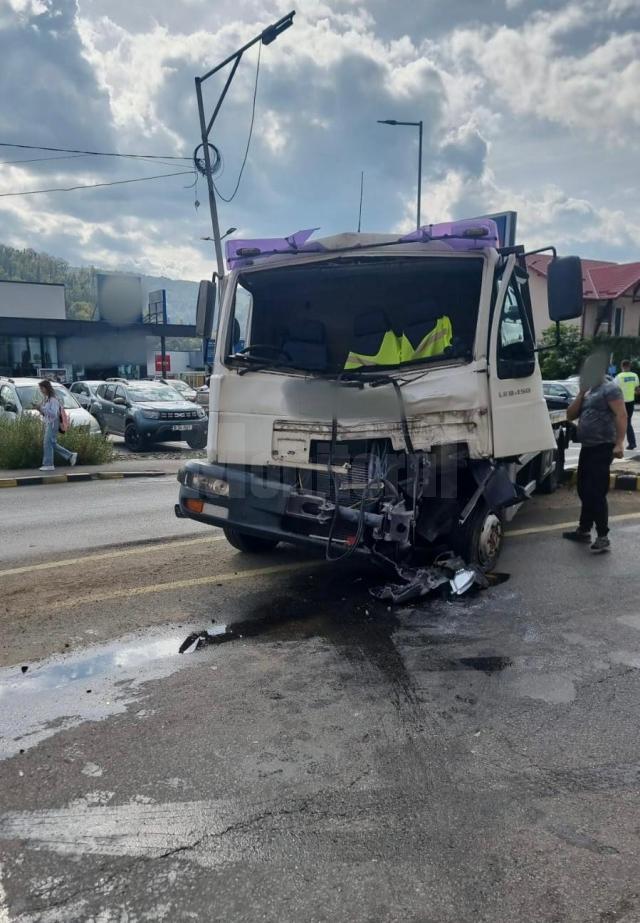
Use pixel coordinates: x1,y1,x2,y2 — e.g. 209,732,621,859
548,256,583,322
195,277,217,337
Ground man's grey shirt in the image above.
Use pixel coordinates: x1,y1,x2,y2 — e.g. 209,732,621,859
577,381,622,446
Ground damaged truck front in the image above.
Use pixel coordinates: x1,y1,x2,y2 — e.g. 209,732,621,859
177,218,584,569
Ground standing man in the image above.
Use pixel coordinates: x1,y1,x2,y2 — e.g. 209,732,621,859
563,373,627,553
615,360,639,450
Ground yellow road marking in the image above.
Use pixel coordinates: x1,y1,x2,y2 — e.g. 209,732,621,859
59,560,314,609
508,511,640,537
0,535,225,579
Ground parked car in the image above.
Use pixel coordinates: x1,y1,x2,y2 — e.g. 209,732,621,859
542,380,579,411
195,384,210,411
69,380,104,410
0,377,101,434
160,378,198,402
92,380,208,450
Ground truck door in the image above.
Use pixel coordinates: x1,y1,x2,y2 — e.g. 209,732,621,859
489,256,556,457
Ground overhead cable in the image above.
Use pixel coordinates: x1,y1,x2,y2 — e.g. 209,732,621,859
213,42,261,203
0,142,192,162
0,170,196,198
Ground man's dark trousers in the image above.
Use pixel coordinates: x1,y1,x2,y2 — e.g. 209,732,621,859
577,443,614,536
625,401,636,449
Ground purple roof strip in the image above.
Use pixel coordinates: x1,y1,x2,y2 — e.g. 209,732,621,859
400,218,499,250
225,218,500,268
226,228,323,268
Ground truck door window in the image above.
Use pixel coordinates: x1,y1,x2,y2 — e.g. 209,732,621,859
230,284,252,353
497,281,535,379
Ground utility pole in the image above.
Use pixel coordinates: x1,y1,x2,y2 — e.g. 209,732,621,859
194,10,295,280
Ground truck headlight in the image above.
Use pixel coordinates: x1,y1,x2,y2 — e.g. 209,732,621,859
142,409,160,419
190,473,229,496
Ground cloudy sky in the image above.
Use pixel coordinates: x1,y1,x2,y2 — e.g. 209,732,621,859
0,0,638,280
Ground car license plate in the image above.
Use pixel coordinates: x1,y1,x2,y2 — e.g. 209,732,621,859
174,424,193,431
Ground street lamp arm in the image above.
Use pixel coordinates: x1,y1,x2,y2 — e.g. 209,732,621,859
204,54,242,138
198,11,295,82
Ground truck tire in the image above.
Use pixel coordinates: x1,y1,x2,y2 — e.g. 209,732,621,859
187,431,207,450
451,502,503,571
223,527,279,554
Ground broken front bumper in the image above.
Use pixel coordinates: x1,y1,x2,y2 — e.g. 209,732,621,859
176,460,356,552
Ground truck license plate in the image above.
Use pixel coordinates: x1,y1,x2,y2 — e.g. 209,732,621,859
174,424,193,431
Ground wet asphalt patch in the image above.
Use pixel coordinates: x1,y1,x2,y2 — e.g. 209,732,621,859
0,563,515,760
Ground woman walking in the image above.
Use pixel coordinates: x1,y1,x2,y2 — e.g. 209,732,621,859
37,379,77,471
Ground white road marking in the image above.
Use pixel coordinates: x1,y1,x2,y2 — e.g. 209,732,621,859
58,560,317,610
0,534,225,579
0,863,8,923
508,511,640,537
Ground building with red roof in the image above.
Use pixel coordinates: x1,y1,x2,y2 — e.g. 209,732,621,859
527,254,640,341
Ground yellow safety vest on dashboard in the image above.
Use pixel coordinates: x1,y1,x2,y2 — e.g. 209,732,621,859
344,329,401,370
400,315,453,363
615,371,639,402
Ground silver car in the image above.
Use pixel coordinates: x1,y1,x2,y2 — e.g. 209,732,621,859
69,380,104,410
0,377,102,434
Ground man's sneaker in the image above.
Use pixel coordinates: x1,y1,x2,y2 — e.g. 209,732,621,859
562,529,591,543
591,536,611,554
70,452,78,467
627,445,637,451
39,466,55,471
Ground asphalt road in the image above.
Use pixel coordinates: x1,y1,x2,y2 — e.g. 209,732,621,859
0,477,211,565
2,484,640,921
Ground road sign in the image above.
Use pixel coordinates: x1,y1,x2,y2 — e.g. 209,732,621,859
155,354,171,373
145,290,167,325
203,338,214,366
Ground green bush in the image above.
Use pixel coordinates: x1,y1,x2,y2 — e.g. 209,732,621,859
0,416,114,469
539,328,640,379
538,326,592,379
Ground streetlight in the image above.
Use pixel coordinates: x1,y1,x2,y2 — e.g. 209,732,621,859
377,119,423,229
200,227,237,242
195,11,295,279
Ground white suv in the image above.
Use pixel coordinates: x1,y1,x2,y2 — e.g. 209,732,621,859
0,377,101,434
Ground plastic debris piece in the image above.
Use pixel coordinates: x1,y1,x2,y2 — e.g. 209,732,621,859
370,553,507,605
21,666,28,674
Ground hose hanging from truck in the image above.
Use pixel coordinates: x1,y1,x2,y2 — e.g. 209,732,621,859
325,374,418,561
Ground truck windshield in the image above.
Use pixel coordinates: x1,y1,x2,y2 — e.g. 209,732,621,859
227,256,484,375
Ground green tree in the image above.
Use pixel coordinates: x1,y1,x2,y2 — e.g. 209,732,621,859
538,325,592,380
67,301,95,321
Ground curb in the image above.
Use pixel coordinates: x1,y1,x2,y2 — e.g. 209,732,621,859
0,470,172,489
566,470,640,492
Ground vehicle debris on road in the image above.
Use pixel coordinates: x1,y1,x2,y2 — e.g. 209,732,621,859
370,553,509,605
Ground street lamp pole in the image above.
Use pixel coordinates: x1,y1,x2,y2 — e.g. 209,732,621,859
377,119,423,229
194,10,295,278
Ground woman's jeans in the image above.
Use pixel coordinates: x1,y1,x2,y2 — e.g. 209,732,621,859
43,423,74,467
577,443,614,537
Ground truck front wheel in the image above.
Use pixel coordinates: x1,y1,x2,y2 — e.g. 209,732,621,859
223,527,279,554
451,503,503,571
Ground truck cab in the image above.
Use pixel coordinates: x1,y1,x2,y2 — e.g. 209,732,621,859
177,218,583,569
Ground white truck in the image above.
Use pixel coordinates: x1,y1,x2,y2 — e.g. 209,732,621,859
177,218,583,570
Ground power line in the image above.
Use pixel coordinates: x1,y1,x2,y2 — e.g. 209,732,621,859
0,153,89,166
0,170,195,198
0,142,192,162
213,42,261,203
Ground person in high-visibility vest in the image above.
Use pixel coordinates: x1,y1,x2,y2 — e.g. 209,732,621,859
399,315,453,364
615,359,639,450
